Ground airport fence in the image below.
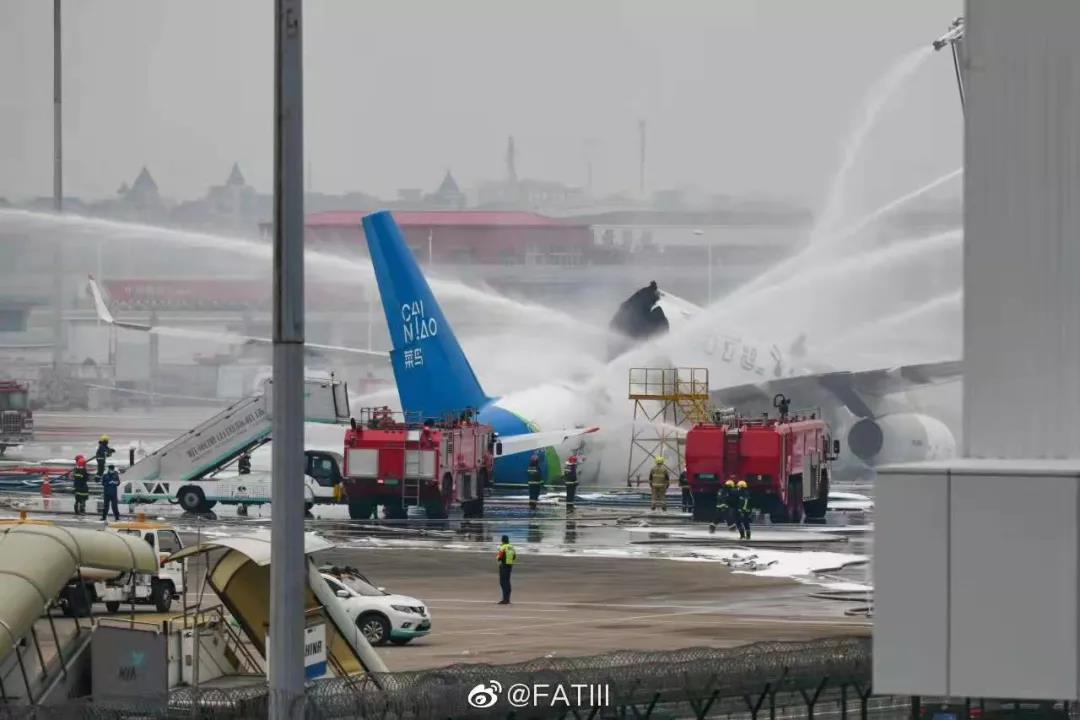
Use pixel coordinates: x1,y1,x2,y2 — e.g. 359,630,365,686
13,636,1070,720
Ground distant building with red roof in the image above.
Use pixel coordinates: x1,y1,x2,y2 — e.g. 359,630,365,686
300,210,596,266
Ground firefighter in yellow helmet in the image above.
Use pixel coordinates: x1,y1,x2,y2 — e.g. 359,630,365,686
734,479,753,540
709,478,738,533
94,435,114,478
648,455,671,511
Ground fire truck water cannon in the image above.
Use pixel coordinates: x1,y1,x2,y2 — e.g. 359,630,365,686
685,401,840,524
342,407,497,521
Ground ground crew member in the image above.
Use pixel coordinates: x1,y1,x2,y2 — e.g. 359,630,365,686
563,455,579,511
237,452,252,475
94,435,114,478
649,456,671,511
496,534,516,604
709,479,738,533
678,469,692,512
735,479,753,540
526,451,543,510
71,455,90,515
100,463,121,522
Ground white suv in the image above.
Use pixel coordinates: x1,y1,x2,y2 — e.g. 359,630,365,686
321,567,431,646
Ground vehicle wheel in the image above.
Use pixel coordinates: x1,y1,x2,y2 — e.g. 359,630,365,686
105,601,121,614
151,580,172,613
787,477,804,524
64,585,93,618
389,637,412,646
348,499,372,520
425,500,448,520
692,491,717,522
178,486,205,514
802,472,830,521
202,500,217,512
383,500,407,520
768,496,789,524
236,504,248,517
357,613,391,646
304,501,314,513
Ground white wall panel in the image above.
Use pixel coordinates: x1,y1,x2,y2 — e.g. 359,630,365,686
873,469,950,695
963,0,1080,458
949,473,1078,699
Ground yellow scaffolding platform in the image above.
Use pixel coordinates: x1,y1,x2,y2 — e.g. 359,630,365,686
626,368,711,487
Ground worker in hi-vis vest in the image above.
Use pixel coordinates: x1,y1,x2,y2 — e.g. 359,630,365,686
496,534,517,605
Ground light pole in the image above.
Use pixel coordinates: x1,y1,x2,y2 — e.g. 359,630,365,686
270,0,305,717
693,229,709,304
51,0,64,367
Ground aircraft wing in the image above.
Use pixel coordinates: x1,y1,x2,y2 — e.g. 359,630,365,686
87,276,387,359
712,360,962,419
498,426,600,457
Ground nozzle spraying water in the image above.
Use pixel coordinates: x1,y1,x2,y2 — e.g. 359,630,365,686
933,17,966,113
932,17,964,52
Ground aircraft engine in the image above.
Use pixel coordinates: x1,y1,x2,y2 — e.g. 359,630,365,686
847,413,956,465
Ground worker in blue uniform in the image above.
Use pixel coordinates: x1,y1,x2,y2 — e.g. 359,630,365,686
100,463,121,522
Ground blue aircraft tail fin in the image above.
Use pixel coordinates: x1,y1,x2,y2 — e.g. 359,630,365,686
362,211,489,417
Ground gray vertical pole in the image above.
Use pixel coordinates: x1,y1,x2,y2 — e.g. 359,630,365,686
53,0,61,213
149,311,159,405
706,240,712,304
270,1,305,717
638,119,646,196
52,0,64,367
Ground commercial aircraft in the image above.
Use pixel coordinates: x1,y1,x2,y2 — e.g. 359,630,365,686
362,211,601,484
89,210,961,485
87,256,599,483
613,281,961,469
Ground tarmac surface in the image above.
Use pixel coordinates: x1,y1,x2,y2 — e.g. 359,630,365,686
3,406,874,673
313,548,870,671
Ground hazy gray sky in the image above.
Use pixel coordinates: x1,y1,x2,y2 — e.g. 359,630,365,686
0,0,962,209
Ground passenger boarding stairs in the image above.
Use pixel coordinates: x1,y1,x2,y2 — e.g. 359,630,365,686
119,377,350,501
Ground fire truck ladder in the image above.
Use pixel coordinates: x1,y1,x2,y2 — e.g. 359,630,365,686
400,411,425,509
625,367,710,487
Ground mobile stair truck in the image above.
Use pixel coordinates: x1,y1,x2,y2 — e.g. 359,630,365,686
117,377,351,514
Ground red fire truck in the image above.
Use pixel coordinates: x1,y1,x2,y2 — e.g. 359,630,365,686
341,408,497,520
685,398,839,524
0,381,33,455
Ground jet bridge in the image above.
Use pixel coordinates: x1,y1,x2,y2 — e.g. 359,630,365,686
169,531,387,680
119,378,349,500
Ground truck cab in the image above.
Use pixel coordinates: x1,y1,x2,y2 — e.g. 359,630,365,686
97,521,186,613
305,450,345,491
0,381,33,455
56,521,186,617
